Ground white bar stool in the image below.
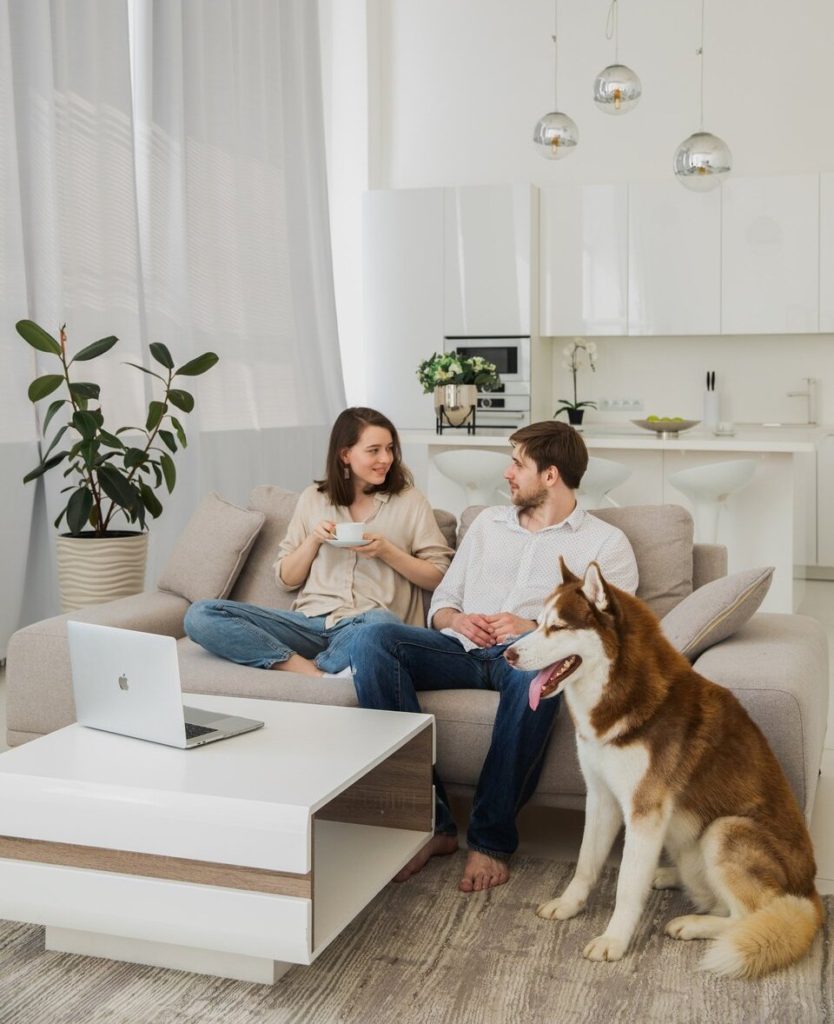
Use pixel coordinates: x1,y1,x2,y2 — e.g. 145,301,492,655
667,458,758,544
577,456,632,510
431,450,509,507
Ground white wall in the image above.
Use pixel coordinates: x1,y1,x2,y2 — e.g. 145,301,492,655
323,0,834,418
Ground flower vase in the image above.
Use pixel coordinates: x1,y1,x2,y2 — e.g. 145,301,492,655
567,408,585,426
434,384,477,428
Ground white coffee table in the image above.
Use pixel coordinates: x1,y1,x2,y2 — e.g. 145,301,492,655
0,696,434,984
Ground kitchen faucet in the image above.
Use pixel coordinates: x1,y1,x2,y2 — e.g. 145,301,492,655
786,377,818,425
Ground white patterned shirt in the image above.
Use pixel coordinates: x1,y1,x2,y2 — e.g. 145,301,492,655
428,505,638,651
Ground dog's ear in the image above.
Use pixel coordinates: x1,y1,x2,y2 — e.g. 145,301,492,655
581,562,613,612
559,556,580,584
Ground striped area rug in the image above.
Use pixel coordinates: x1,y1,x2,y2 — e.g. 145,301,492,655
0,854,830,1024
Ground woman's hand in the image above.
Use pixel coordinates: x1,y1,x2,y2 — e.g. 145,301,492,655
312,519,337,544
352,532,392,560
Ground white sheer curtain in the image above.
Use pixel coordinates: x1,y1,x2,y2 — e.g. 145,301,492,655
1,0,344,651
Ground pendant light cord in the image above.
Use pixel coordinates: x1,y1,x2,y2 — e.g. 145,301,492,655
605,0,620,65
698,0,705,128
552,0,559,109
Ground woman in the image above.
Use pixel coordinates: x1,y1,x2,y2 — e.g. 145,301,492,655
184,408,453,676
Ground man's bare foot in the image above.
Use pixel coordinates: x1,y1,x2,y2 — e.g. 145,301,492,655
271,654,323,676
393,833,458,882
458,850,510,893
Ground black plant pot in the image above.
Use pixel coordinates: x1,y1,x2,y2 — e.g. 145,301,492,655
566,408,585,426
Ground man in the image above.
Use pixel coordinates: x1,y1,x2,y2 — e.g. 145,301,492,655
351,421,638,892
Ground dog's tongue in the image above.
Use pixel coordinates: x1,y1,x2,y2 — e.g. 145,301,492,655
529,665,557,712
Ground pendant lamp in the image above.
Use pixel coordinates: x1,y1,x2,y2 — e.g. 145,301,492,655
593,1,641,115
533,0,578,159
673,0,731,190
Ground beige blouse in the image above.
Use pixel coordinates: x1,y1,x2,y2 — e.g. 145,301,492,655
273,485,454,627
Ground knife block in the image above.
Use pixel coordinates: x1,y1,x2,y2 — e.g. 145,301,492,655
703,390,720,430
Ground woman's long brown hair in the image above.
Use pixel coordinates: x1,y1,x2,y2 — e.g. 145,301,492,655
316,407,413,507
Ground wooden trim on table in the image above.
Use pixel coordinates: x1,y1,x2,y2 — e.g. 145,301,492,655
315,724,434,833
0,835,312,898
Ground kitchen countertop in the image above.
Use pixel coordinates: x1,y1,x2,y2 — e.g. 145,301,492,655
400,425,830,454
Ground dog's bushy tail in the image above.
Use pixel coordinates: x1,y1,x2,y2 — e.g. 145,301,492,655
700,893,823,978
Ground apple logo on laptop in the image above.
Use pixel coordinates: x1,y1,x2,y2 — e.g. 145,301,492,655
118,673,129,691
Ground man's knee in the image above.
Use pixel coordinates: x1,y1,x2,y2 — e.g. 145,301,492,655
357,619,413,653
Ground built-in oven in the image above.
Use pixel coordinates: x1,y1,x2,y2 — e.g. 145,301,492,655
443,336,531,428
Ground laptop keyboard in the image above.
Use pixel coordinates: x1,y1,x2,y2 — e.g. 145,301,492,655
185,722,217,740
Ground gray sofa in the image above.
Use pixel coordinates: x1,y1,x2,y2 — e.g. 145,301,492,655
6,491,830,822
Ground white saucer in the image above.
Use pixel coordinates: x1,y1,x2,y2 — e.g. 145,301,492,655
326,538,370,548
713,430,736,437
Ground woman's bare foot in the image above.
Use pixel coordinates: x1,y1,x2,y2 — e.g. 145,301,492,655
393,833,458,882
271,654,323,676
458,851,510,893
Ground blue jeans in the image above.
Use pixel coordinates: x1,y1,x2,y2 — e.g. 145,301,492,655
184,600,401,673
351,622,561,860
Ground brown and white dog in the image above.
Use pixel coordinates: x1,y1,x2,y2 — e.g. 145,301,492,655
505,558,822,978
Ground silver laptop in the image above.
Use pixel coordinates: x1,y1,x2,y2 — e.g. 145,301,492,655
67,621,264,749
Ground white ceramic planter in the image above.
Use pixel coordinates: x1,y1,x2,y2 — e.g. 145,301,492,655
55,533,149,613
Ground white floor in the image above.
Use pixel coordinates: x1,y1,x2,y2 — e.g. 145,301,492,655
1,582,833,896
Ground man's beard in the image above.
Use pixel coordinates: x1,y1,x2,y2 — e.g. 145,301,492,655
512,483,548,511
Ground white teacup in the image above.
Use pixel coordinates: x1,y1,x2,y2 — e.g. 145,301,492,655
335,521,366,543
715,421,735,435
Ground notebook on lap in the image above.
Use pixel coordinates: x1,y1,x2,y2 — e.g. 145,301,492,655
67,621,264,749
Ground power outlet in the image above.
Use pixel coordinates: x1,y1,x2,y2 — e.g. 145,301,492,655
599,398,643,412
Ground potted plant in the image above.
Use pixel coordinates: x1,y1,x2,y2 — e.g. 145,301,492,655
554,337,597,426
17,319,218,611
417,351,501,428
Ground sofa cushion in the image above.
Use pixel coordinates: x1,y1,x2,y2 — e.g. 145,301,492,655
459,503,694,617
229,486,301,608
661,566,774,660
157,492,265,602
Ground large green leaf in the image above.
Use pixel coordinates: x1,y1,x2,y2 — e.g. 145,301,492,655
160,452,176,493
124,447,147,469
146,400,166,432
124,361,166,383
97,465,138,510
72,410,99,440
167,389,194,413
98,430,124,449
175,352,219,377
43,399,67,435
149,342,174,369
138,481,163,518
43,424,68,460
69,382,101,402
23,451,67,484
158,429,177,453
66,487,93,534
170,416,187,448
28,375,64,402
16,320,62,356
71,336,118,363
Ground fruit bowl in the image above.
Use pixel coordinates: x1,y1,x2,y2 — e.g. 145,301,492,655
632,418,700,438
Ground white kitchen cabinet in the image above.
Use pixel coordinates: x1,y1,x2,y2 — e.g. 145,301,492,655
628,182,721,336
722,175,819,334
443,184,534,337
362,189,443,429
816,434,834,567
819,173,834,332
540,184,628,336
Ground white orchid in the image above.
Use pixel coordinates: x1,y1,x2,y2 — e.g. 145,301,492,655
555,337,599,420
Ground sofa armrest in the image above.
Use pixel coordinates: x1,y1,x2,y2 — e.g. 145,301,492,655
692,612,829,820
5,591,190,745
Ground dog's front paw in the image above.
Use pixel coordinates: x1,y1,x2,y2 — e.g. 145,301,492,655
583,934,627,962
536,894,585,920
652,866,680,890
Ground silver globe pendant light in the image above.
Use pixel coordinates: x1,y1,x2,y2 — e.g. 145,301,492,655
593,0,641,115
674,0,731,190
533,0,578,159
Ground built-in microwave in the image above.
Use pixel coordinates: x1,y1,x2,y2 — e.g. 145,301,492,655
443,336,531,384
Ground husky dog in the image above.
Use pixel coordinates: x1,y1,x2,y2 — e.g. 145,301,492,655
505,559,822,978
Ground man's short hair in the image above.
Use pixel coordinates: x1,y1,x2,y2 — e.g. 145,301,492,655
509,421,589,490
